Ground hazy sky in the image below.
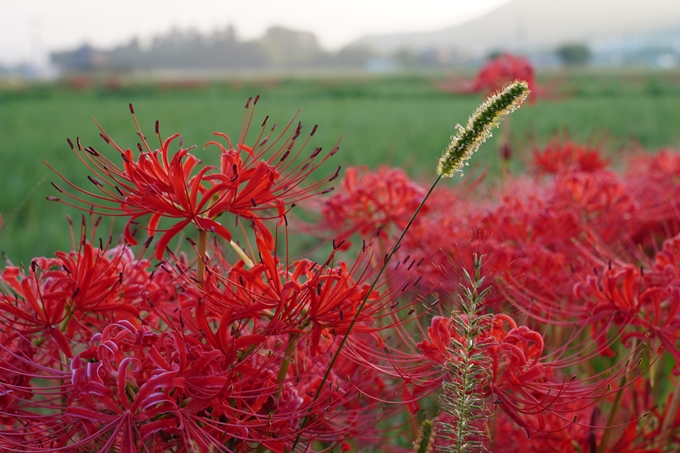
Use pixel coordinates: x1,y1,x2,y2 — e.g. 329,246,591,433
1,0,508,66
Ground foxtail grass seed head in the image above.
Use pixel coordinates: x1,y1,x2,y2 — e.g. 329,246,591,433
438,254,493,453
437,80,529,177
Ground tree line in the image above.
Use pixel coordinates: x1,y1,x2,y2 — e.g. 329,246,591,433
51,26,377,73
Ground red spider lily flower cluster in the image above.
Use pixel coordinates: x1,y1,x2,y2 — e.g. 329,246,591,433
532,139,610,175
433,53,542,102
418,312,645,438
304,138,680,451
491,376,670,453
624,149,680,244
303,166,430,249
0,100,444,453
47,97,340,259
471,54,537,99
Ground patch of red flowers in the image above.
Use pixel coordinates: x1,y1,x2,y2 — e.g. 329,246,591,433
304,138,680,451
472,54,537,99
1,102,439,452
434,53,540,101
4,97,680,452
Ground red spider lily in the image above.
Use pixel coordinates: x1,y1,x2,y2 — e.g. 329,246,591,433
491,398,660,453
418,312,646,438
569,234,680,362
165,236,443,421
191,236,427,354
0,261,75,358
52,243,143,317
624,149,680,244
304,165,490,298
501,223,680,367
551,169,637,243
47,97,340,259
306,166,487,246
489,402,596,452
308,166,428,246
433,54,538,99
0,331,39,424
605,419,665,453
0,222,158,357
532,139,610,175
334,155,631,308
469,183,587,308
472,54,537,100
23,91,680,451
503,164,635,245
585,380,667,453
0,313,412,452
472,164,637,325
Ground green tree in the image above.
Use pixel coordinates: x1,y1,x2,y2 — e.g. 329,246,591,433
556,43,591,66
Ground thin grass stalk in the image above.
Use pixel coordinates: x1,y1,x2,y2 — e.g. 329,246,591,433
289,81,529,452
289,173,442,452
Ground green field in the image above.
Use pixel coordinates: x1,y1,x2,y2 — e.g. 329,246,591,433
2,70,680,262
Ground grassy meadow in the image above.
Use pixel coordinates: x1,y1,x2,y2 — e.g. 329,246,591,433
2,69,680,263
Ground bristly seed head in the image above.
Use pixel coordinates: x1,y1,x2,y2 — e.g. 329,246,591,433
437,80,529,178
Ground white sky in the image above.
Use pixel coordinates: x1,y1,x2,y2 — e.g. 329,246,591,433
0,0,508,66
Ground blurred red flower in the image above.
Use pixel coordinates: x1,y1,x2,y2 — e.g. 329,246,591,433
473,54,537,100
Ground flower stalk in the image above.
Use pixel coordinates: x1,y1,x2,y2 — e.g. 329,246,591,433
197,228,207,285
275,335,298,399
597,338,637,453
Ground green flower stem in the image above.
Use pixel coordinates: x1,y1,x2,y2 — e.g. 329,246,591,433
597,373,627,453
197,228,207,286
275,335,299,399
59,303,73,333
255,337,299,453
598,338,637,453
58,302,75,376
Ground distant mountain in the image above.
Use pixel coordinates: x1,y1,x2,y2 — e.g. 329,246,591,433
351,0,680,55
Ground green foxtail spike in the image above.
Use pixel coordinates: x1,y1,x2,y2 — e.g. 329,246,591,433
437,80,529,177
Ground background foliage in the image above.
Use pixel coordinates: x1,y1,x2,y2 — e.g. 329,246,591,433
2,69,680,262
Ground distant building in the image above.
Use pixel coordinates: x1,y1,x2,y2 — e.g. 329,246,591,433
51,44,110,72
588,27,680,68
